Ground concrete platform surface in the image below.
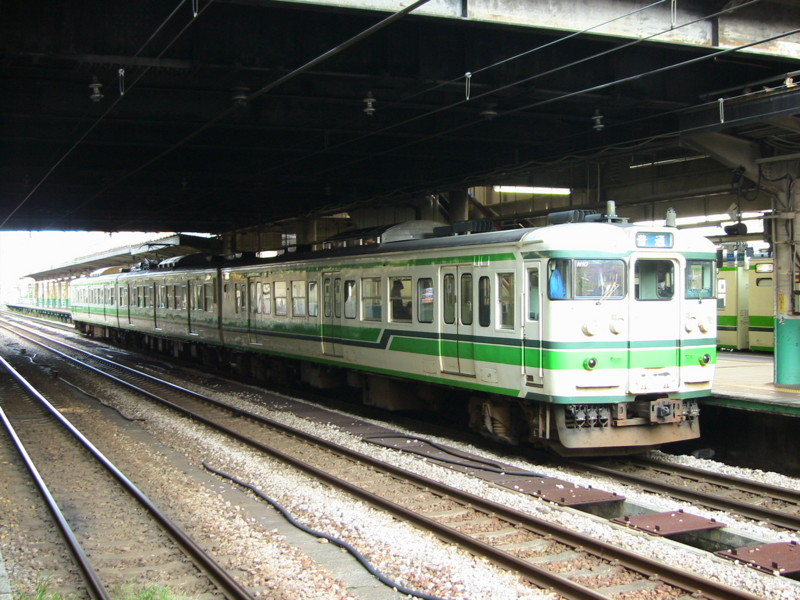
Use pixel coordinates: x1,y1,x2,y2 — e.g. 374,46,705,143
711,352,800,416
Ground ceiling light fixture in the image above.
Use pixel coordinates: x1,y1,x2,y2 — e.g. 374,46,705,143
493,186,571,195
89,77,104,102
363,91,376,116
592,109,604,132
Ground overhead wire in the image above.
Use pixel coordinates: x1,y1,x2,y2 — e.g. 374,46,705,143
0,0,211,230
294,0,769,182
128,0,714,223
306,11,800,213
387,0,670,107
177,0,768,215
101,0,436,230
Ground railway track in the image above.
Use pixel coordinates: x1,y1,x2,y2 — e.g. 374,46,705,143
571,457,800,532
0,317,770,600
0,353,254,600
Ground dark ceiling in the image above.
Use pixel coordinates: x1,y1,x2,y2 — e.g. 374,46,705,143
2,0,800,233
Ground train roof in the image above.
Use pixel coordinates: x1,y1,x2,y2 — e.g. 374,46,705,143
73,220,715,282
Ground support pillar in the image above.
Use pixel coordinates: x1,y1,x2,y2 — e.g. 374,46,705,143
768,162,800,385
448,189,469,223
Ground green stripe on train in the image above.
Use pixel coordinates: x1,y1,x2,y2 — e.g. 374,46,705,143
749,315,774,329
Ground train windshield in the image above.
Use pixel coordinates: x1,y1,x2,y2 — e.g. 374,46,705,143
548,259,625,300
685,260,715,299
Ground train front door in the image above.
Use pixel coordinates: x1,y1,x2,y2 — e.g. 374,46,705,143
321,273,342,357
440,266,476,376
628,258,680,393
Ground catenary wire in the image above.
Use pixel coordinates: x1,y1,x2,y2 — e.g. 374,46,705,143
97,0,435,230
158,0,766,217
0,0,211,230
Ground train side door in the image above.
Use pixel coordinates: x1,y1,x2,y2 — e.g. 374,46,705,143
123,283,132,325
151,283,159,330
322,272,342,356
523,263,543,386
629,258,680,393
440,266,475,376
246,278,259,343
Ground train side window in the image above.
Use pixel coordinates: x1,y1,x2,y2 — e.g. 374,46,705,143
323,278,332,318
250,282,261,314
390,277,412,322
418,278,434,323
308,281,318,317
292,280,307,316
344,280,357,319
442,274,456,324
158,285,166,309
274,281,287,316
528,268,540,320
478,276,491,327
205,283,214,311
716,278,727,310
498,273,515,329
548,259,571,299
334,278,342,318
461,274,473,325
635,260,674,300
193,282,203,312
756,277,773,287
362,277,382,321
262,283,272,314
685,260,715,299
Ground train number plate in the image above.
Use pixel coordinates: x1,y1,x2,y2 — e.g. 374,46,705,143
629,367,678,393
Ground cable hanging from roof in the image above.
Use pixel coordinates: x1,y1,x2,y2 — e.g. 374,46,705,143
0,0,214,230
201,0,766,205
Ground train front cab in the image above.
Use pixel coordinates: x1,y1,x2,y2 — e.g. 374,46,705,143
748,258,775,352
519,231,715,454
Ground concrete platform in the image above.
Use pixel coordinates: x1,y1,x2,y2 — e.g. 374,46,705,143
710,352,800,417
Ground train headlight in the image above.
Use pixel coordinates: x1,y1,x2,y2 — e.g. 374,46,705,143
609,315,625,335
700,353,711,365
684,316,697,333
699,316,713,333
583,357,598,370
582,320,600,336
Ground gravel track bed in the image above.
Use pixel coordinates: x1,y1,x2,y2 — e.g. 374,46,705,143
0,408,84,598
5,325,800,599
95,354,800,600
0,349,225,600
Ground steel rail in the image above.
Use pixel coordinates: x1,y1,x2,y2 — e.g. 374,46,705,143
0,345,256,600
3,323,765,600
631,457,800,505
0,357,110,600
574,460,800,531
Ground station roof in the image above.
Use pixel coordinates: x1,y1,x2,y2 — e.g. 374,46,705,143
25,233,220,280
3,0,800,233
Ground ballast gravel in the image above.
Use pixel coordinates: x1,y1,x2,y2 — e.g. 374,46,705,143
110,378,800,600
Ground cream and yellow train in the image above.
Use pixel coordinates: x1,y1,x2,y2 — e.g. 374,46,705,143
717,257,775,352
71,212,717,455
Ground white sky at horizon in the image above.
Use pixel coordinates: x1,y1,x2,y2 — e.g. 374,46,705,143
0,231,171,302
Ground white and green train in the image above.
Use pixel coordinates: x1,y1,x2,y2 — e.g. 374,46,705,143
71,213,718,455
